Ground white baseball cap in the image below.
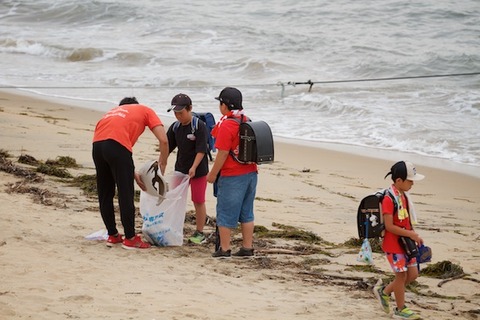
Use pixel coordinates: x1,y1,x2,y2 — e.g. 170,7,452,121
405,161,425,181
385,161,425,181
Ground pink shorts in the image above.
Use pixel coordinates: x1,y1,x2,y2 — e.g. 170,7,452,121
386,253,418,273
190,175,207,203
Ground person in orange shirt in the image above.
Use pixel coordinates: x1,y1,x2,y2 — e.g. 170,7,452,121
92,97,168,249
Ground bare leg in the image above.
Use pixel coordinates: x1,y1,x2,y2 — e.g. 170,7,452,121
218,226,231,251
193,202,206,233
385,271,407,309
405,265,418,285
240,221,254,248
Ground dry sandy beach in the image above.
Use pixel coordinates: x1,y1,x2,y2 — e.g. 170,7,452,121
0,91,479,320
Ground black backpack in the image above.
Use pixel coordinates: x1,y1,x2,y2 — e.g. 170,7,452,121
227,115,274,165
357,189,397,239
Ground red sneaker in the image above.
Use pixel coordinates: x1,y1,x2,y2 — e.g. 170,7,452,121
106,234,124,247
122,235,151,250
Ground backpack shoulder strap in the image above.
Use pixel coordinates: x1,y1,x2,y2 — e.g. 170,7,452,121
191,116,198,133
226,117,241,124
384,189,398,214
226,114,250,124
384,189,415,229
174,118,198,134
173,121,180,133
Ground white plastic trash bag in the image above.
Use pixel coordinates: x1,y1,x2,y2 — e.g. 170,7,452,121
140,171,189,246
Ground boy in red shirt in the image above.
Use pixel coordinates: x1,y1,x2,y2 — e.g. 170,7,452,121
206,87,257,258
374,161,425,319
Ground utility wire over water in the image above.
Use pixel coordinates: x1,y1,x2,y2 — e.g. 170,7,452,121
281,72,480,93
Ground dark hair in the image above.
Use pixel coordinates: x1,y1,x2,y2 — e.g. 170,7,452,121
384,161,407,181
119,97,139,106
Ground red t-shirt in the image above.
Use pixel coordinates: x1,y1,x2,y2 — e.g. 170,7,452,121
381,192,412,254
93,104,162,152
214,117,257,176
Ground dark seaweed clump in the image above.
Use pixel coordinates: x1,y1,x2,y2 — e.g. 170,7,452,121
420,260,465,279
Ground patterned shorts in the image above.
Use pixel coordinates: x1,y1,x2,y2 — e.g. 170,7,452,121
386,253,418,273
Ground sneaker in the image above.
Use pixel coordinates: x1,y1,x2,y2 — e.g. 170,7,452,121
393,306,421,319
122,235,151,250
373,283,390,314
189,231,206,244
106,234,123,247
212,247,231,259
232,247,254,258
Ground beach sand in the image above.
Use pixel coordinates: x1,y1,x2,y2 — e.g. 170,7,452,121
0,91,479,320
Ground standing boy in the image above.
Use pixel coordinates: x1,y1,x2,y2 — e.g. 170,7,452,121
92,97,169,249
374,161,425,319
206,87,258,258
166,93,209,244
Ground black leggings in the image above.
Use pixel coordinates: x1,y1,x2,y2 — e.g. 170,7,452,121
92,140,136,239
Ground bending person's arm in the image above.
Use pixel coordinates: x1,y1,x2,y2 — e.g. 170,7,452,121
152,125,169,175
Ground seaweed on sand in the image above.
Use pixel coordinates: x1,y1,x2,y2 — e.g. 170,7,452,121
0,152,44,182
6,181,55,206
70,174,97,198
45,156,79,168
420,260,465,279
36,163,72,178
343,237,383,253
255,222,325,244
18,154,40,166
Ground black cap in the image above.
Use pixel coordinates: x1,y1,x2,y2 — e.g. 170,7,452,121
215,87,243,110
167,93,192,112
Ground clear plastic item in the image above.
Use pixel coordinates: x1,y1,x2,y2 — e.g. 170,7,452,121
84,229,108,241
357,238,374,265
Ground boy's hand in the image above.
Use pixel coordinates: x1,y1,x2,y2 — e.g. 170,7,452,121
188,167,196,178
410,231,424,246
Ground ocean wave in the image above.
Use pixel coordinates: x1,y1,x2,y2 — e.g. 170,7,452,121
449,92,480,117
0,38,103,62
1,1,136,26
112,52,154,65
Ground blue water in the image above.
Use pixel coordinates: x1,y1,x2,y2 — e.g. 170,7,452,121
1,0,479,172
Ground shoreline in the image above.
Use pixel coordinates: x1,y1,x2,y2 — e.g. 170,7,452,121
275,136,480,179
4,89,479,179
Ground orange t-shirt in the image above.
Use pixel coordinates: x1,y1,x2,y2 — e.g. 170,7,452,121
93,104,162,152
